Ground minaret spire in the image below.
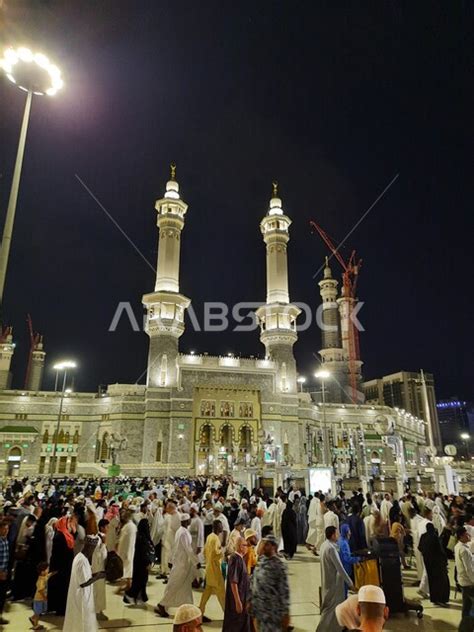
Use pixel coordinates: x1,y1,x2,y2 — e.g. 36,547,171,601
142,165,190,387
256,184,301,393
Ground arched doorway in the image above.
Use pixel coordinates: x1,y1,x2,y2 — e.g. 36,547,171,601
7,447,22,476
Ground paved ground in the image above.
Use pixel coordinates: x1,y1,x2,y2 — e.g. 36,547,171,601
2,548,462,630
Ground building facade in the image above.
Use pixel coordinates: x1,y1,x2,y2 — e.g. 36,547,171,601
363,371,442,452
0,169,433,492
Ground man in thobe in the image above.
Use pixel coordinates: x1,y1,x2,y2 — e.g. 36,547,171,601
63,536,104,632
223,536,251,632
324,500,339,535
155,514,199,618
160,500,181,580
380,494,393,525
316,526,354,632
416,507,433,598
92,519,109,620
409,507,424,586
117,509,137,592
199,520,225,623
189,503,204,586
306,494,320,550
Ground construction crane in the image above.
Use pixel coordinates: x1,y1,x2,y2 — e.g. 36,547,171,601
309,220,363,404
24,314,41,390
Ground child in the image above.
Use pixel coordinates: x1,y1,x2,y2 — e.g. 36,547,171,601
29,562,54,630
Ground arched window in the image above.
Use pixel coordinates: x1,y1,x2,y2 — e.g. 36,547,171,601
8,447,21,458
42,429,49,444
220,425,232,449
200,425,212,447
95,440,101,462
239,426,252,448
100,433,109,460
73,430,80,444
65,432,70,444
58,430,65,444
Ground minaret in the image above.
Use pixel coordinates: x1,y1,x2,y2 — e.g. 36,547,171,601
0,326,14,390
256,183,300,393
142,164,190,388
318,260,347,402
25,336,46,391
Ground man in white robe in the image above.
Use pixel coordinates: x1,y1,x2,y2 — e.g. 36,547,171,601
316,526,354,632
306,495,320,548
117,510,137,592
323,501,339,536
410,508,424,584
92,521,108,620
155,514,198,618
160,501,181,579
417,508,433,597
63,536,104,632
380,494,393,524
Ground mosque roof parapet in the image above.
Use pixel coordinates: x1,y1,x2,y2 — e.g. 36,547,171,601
178,353,276,371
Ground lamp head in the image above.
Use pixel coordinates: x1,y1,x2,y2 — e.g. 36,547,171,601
0,47,63,96
461,433,470,441
315,370,330,380
53,360,77,371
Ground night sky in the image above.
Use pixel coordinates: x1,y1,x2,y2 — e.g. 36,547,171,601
0,2,472,399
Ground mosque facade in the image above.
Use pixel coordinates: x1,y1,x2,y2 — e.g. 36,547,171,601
0,169,438,494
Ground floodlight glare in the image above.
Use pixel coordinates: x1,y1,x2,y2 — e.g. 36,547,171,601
53,361,77,371
0,47,63,96
315,370,331,379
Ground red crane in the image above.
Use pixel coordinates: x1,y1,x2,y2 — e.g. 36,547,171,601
309,220,363,403
24,314,41,390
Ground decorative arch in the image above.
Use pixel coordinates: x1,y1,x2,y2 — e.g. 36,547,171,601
219,423,234,448
239,424,253,448
8,446,22,458
42,429,49,444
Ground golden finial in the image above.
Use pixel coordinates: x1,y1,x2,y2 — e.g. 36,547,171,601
170,162,176,181
272,181,278,197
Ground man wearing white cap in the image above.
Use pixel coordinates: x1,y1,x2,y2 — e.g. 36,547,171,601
357,585,389,631
156,514,199,618
173,603,202,631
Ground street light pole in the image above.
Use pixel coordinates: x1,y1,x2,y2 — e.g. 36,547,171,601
50,360,76,474
0,47,63,311
0,90,33,304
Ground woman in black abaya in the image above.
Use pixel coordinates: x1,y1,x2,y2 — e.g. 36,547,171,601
418,522,450,605
281,500,298,559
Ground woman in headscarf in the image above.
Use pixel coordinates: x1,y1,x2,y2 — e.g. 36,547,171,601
418,522,450,605
281,500,298,559
390,509,409,569
338,524,361,596
48,515,77,615
124,518,154,605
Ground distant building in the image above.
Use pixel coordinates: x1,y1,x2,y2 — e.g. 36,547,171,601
437,398,471,458
363,371,442,451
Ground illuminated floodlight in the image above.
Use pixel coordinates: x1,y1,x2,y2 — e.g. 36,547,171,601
53,360,77,371
314,370,331,379
0,47,63,96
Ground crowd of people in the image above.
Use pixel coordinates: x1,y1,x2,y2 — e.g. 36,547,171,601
0,475,472,631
